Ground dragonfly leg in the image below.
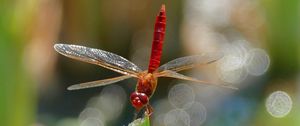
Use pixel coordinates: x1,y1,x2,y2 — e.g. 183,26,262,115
145,104,153,116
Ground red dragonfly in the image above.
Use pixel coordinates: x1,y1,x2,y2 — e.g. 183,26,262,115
54,4,236,115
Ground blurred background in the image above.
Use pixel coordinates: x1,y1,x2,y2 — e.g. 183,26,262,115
0,0,299,126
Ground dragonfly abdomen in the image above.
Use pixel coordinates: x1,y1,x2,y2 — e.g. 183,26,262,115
148,4,166,73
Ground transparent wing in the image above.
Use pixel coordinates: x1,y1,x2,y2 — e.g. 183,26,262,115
54,44,142,77
156,70,237,89
157,53,223,72
67,75,132,90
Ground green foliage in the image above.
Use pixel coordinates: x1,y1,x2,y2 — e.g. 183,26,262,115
0,0,37,126
262,0,300,78
128,116,150,126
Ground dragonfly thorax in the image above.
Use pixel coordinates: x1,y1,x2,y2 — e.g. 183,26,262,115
136,73,157,97
130,73,157,110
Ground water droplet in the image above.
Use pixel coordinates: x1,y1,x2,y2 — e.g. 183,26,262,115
266,91,292,118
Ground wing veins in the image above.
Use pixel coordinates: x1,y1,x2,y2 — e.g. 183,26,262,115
67,75,132,90
156,70,237,89
54,44,142,77
157,53,223,72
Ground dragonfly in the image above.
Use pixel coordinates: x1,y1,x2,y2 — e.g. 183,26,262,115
54,4,236,116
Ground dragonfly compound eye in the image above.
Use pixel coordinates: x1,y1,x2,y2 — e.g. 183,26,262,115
130,92,149,109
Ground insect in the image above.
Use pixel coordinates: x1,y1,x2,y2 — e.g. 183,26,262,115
54,4,236,116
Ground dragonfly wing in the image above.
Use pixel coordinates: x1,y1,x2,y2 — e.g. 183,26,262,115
157,70,237,89
54,44,142,77
67,75,132,90
157,53,223,72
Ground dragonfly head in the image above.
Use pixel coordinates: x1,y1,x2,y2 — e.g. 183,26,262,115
130,92,149,110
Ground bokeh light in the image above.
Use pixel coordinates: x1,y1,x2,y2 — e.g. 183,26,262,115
184,102,207,126
152,99,173,126
245,48,270,76
164,109,190,126
152,114,166,126
78,107,105,124
95,85,127,121
168,84,195,109
217,40,251,84
78,85,127,125
217,55,248,84
80,118,104,126
265,91,293,118
2,0,299,126
216,40,270,85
